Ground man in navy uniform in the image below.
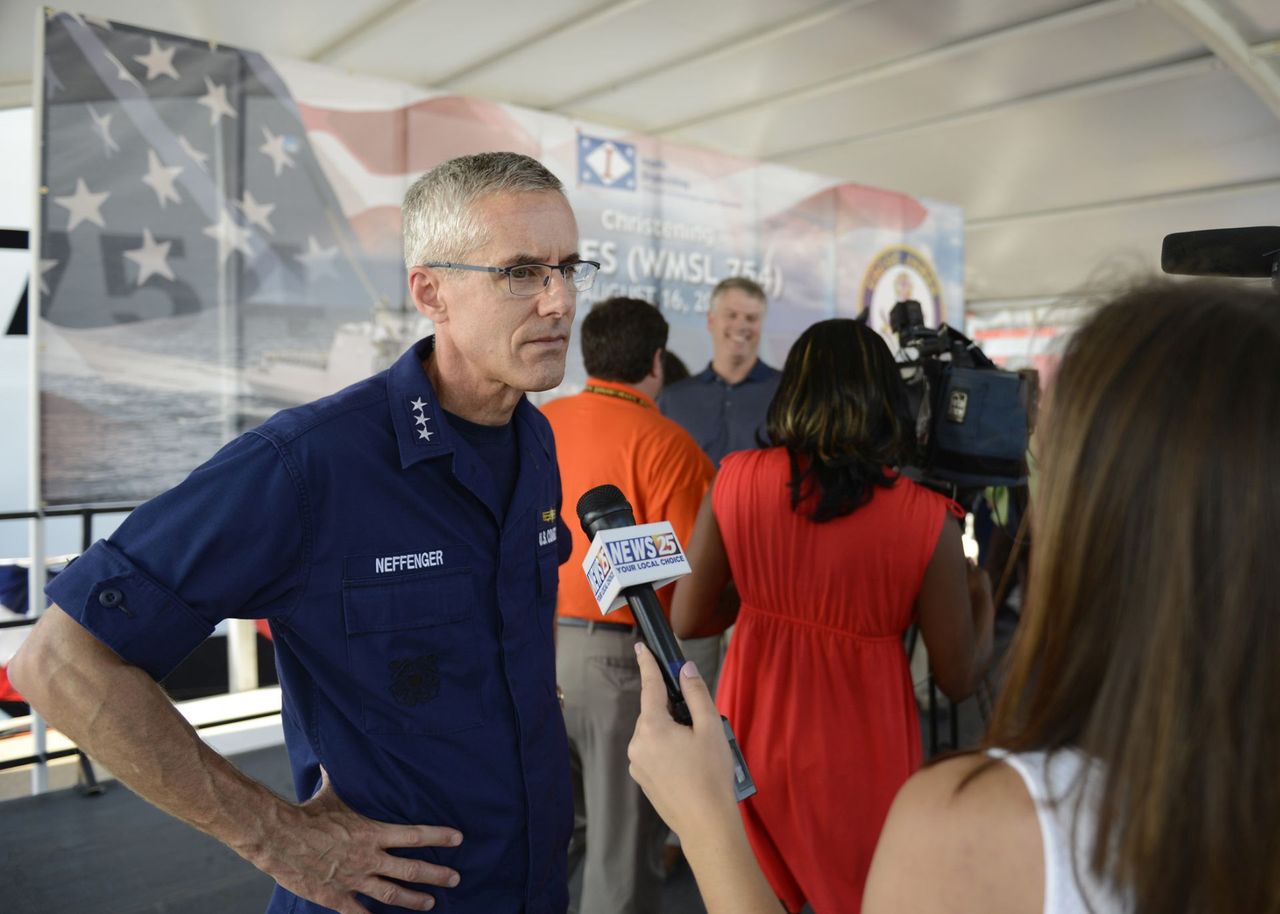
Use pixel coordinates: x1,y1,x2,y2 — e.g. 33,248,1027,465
12,152,592,913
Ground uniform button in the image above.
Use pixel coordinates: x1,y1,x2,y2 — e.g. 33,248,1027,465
98,587,133,616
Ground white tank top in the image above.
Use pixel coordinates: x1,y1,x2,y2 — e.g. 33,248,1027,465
988,748,1133,914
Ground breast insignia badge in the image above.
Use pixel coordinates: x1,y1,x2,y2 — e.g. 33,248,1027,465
389,655,440,706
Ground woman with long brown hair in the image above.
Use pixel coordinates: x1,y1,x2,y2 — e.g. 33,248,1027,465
665,317,994,914
628,278,1280,914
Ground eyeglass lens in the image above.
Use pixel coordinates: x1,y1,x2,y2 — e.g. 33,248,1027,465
508,262,598,295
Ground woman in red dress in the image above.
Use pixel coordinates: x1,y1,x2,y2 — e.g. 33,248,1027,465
670,318,994,914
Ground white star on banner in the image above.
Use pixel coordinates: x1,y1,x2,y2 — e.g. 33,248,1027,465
124,228,174,284
258,126,294,176
177,135,209,171
133,38,178,81
142,148,183,208
415,414,428,427
237,190,276,234
53,178,109,231
39,258,57,295
203,209,253,262
88,105,120,157
106,52,138,86
410,397,426,411
417,427,434,441
197,76,236,126
298,235,338,278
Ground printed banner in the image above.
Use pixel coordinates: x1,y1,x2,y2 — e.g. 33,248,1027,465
37,10,963,506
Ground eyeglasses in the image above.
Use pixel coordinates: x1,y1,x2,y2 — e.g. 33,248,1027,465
423,260,601,297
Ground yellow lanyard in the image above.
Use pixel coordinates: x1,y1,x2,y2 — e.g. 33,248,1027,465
584,384,651,408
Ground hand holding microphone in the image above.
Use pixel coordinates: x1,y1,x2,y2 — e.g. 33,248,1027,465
576,484,693,725
627,643,742,844
576,484,756,802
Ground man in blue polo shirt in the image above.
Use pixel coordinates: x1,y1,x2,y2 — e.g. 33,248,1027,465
11,152,589,913
658,276,780,469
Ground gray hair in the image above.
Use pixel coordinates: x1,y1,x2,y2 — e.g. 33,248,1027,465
710,275,768,309
402,151,565,268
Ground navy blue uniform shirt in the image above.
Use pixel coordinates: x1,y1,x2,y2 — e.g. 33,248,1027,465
47,337,575,914
658,359,781,467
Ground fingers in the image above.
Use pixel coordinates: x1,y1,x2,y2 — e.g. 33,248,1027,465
380,823,463,850
634,642,668,717
359,876,438,911
675,660,719,730
373,824,462,891
377,850,460,889
635,642,719,731
279,774,465,914
315,777,464,857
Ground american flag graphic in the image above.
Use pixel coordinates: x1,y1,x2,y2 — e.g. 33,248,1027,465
39,10,396,332
33,10,557,506
35,10,441,505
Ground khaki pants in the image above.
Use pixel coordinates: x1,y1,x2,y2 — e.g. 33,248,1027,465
559,622,668,914
677,632,727,699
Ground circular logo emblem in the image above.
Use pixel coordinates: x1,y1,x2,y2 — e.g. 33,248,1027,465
859,246,943,345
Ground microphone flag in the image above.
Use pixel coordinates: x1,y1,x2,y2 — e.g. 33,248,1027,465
581,521,692,615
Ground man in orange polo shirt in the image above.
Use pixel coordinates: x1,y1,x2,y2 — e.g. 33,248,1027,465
542,297,714,914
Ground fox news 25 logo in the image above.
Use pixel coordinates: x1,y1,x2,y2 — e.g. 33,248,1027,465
605,531,681,565
586,549,615,599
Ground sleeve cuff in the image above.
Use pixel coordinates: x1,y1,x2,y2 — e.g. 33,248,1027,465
46,540,215,681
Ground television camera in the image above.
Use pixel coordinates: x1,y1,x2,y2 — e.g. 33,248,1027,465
890,299,1034,496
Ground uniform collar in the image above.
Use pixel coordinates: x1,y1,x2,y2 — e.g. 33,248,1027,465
695,358,777,386
583,377,657,409
387,336,554,470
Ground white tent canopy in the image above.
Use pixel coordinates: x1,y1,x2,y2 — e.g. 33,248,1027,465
1,0,1278,311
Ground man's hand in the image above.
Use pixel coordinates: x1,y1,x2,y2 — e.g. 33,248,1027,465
11,607,462,914
253,767,462,914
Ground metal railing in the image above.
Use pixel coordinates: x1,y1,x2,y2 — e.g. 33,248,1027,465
1,504,136,794
3,505,975,799
1,503,283,797
0,504,138,629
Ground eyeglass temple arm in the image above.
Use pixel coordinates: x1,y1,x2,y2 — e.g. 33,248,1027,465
422,263,505,274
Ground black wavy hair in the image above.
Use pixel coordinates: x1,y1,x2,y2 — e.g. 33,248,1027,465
765,319,916,522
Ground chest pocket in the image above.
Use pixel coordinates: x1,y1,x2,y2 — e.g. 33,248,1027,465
343,566,485,735
537,543,559,599
527,543,556,652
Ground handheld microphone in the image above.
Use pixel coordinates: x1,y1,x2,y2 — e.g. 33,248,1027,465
576,483,758,801
577,484,692,726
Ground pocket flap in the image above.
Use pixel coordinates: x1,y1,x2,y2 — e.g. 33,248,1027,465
343,569,474,634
